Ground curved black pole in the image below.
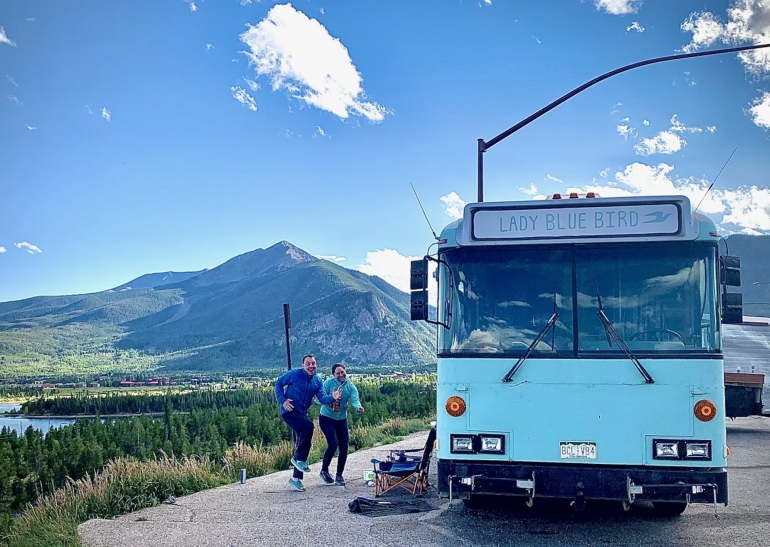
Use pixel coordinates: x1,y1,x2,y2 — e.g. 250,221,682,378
477,42,770,202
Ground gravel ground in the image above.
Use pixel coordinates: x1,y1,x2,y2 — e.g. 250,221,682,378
79,417,770,547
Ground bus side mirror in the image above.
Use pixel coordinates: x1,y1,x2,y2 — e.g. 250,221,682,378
720,256,741,287
722,292,743,324
410,259,429,321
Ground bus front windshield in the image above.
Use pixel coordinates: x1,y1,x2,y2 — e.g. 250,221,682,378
439,244,720,357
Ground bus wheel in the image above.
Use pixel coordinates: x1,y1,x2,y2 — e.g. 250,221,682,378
652,502,687,516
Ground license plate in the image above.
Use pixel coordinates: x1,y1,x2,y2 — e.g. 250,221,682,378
560,441,597,459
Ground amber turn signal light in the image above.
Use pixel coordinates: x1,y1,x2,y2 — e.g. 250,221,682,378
694,399,717,422
446,396,466,417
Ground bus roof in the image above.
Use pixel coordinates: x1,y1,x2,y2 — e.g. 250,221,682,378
439,195,719,249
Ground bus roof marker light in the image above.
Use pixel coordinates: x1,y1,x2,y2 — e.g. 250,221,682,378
586,192,596,198
446,396,466,417
552,193,562,199
569,192,579,199
694,400,717,422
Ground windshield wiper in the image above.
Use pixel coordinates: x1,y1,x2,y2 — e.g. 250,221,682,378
502,298,560,383
593,280,655,384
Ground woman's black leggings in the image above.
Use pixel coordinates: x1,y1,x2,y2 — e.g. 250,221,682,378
319,414,349,476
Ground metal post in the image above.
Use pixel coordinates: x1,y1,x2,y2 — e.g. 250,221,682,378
477,138,485,203
475,42,770,203
283,303,292,371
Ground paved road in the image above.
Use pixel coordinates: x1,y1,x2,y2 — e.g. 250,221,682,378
79,417,770,547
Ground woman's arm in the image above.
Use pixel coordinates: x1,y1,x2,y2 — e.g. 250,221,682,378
350,382,363,411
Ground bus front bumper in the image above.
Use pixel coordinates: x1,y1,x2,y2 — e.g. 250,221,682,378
438,459,727,505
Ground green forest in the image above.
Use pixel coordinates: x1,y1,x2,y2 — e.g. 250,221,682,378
0,378,436,527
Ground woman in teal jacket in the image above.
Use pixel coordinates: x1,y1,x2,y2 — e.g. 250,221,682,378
318,363,364,486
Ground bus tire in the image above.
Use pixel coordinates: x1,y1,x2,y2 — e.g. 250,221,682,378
652,502,687,516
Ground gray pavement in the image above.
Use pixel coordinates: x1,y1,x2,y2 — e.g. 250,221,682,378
79,418,770,547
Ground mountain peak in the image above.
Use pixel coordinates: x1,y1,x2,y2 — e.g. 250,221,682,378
187,241,315,287
265,241,316,266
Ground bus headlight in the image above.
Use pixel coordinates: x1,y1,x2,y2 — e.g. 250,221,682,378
686,442,710,459
451,435,474,453
479,435,505,454
654,441,679,459
653,439,712,460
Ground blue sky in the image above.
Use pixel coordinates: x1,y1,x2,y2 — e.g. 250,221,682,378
1,0,769,302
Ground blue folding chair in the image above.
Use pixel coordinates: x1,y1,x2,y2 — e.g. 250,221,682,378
371,427,436,497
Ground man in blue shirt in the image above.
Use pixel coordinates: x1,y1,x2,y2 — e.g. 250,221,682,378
275,354,341,491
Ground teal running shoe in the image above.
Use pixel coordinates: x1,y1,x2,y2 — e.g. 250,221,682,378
291,458,311,473
288,478,306,492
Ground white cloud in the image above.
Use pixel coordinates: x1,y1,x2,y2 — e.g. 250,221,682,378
241,0,253,5
440,191,467,219
519,183,539,196
359,249,419,294
231,86,258,111
14,241,42,254
567,161,769,232
706,125,717,132
317,254,346,262
243,77,260,91
25,124,36,131
748,91,770,130
240,3,390,122
681,12,723,53
6,75,18,86
594,0,642,16
634,130,685,155
101,107,111,121
285,128,293,138
643,119,650,125
189,2,197,12
26,18,35,22
7,95,20,104
626,21,645,32
206,43,215,50
313,125,329,138
681,1,770,77
669,114,702,133
545,174,563,183
721,186,770,231
358,250,437,306
0,27,16,47
599,168,610,178
0,246,6,253
319,8,325,14
617,124,636,139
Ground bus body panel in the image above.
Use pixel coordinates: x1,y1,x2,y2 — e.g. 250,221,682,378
437,358,727,467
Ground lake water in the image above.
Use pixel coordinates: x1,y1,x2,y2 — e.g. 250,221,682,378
0,402,75,436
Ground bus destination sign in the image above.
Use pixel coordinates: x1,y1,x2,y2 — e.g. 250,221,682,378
472,203,681,240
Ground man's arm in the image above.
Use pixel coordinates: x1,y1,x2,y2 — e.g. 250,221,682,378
314,377,336,405
274,371,291,405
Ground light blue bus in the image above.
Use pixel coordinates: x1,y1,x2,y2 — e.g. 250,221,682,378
410,194,743,515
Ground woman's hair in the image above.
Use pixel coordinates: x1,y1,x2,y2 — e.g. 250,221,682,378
331,363,346,375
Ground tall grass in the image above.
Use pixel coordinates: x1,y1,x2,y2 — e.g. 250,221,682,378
3,455,227,547
4,417,433,547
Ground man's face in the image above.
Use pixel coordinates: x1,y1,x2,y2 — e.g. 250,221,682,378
333,366,347,383
303,357,317,375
